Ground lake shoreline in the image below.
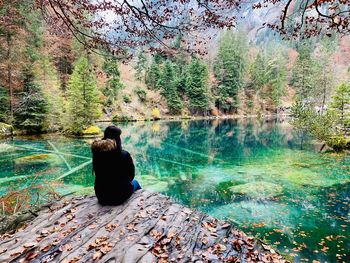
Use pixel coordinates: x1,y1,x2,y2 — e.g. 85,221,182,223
0,113,291,139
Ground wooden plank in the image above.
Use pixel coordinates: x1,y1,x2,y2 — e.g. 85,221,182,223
0,190,286,263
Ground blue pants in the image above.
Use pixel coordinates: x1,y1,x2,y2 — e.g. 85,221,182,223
131,179,142,192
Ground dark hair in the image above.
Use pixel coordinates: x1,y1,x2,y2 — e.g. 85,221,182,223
103,125,122,152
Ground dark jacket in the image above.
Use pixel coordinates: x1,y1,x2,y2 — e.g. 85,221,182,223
91,139,135,205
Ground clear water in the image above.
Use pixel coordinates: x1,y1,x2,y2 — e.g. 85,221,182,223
0,119,349,262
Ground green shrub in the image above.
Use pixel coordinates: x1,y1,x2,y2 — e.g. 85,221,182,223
123,94,132,103
247,100,254,108
326,136,348,152
112,114,131,122
134,87,147,102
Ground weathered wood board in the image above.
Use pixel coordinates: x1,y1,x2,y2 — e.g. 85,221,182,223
0,190,286,262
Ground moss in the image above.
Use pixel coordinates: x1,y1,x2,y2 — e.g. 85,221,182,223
82,125,101,135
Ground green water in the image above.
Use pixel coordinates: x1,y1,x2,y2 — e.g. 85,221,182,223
0,119,349,262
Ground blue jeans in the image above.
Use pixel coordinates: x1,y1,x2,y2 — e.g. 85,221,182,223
131,179,142,192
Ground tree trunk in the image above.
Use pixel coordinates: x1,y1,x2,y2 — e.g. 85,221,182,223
6,32,13,122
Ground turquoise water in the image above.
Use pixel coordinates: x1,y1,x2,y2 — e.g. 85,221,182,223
0,119,349,262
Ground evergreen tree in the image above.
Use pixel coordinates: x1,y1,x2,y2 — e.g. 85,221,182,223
330,83,350,127
250,52,268,90
145,58,161,90
265,50,287,105
39,56,65,131
315,39,335,113
134,51,148,81
186,58,210,114
102,57,123,107
14,73,48,133
67,57,101,134
157,60,182,114
249,45,287,106
214,31,248,113
0,86,9,122
291,43,318,102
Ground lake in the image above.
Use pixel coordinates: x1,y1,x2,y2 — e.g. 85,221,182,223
0,118,349,262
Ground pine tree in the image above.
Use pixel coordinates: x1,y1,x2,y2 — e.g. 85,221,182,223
39,56,65,131
0,86,9,122
14,73,48,133
134,51,148,81
250,52,268,90
291,43,318,102
186,58,210,114
315,39,335,113
157,60,182,114
145,59,161,90
67,57,101,134
265,50,287,105
213,31,248,113
331,83,350,127
102,57,123,107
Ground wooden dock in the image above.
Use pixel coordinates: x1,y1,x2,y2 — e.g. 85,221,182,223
0,190,286,262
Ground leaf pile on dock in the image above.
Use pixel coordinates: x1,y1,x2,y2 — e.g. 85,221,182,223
0,190,286,262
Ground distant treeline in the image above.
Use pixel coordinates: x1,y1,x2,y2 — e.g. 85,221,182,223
0,1,349,136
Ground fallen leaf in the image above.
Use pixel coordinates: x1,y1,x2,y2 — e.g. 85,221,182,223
105,223,118,232
93,251,102,260
221,223,230,229
40,244,52,253
25,252,39,261
167,232,176,239
64,243,73,251
87,242,98,251
41,230,49,236
23,242,37,248
10,251,22,257
100,245,112,254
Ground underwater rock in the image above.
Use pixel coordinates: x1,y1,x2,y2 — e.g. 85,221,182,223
230,181,283,199
0,123,13,137
209,200,300,228
292,162,311,168
281,170,340,187
179,173,188,181
143,181,169,192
